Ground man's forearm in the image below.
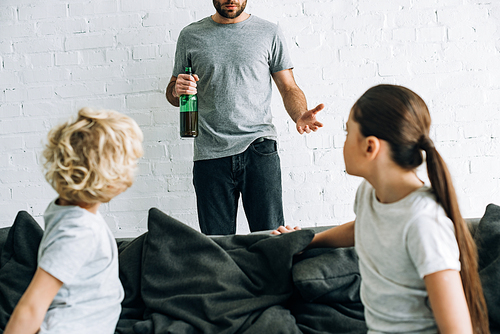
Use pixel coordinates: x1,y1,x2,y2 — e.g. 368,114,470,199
166,80,180,107
281,86,307,123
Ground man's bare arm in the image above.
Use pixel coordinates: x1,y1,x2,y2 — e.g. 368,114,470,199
166,76,180,107
272,69,324,134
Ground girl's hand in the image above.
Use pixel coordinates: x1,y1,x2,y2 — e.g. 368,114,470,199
271,225,301,235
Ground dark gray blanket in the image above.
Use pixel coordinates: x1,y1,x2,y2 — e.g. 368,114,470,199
116,208,366,334
141,208,313,334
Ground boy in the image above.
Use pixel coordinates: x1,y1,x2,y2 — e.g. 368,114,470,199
5,108,143,333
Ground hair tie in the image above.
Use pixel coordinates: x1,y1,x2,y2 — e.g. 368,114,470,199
419,135,435,151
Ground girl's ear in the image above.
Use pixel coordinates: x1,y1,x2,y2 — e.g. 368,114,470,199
365,136,381,160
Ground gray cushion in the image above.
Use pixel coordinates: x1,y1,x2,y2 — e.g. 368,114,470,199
0,211,43,331
474,203,500,331
291,247,367,333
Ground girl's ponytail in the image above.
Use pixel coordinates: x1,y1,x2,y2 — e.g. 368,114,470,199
422,137,489,334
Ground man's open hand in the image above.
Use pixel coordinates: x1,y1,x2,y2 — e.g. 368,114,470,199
296,103,324,134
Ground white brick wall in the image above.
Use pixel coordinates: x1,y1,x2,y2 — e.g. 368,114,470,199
1,0,499,237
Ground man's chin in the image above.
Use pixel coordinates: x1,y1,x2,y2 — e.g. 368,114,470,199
222,11,240,18
218,7,244,19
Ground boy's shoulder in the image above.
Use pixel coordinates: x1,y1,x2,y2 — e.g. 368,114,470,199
43,199,105,237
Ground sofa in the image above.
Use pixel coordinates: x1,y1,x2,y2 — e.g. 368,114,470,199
0,204,499,334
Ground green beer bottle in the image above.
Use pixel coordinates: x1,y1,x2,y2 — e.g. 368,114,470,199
179,66,198,138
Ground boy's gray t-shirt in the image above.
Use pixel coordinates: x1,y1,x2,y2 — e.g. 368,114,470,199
173,15,294,161
38,199,124,334
354,180,460,333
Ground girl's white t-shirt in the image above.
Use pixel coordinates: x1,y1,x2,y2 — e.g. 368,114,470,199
354,180,460,333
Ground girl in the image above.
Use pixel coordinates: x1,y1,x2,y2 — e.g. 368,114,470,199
5,108,143,334
274,85,489,333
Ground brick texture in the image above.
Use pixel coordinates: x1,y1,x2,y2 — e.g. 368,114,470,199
1,0,499,236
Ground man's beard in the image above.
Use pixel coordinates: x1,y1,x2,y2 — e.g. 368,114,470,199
213,0,247,19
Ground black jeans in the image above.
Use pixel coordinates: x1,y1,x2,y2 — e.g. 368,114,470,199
193,138,284,235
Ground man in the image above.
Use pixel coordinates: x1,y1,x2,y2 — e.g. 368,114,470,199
166,0,324,235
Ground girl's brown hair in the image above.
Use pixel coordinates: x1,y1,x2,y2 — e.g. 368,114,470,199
352,84,489,334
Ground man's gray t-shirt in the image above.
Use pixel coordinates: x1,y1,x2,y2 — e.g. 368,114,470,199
38,200,124,334
173,15,294,161
354,180,460,333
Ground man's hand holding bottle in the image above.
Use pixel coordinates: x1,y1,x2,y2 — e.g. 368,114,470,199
173,74,199,98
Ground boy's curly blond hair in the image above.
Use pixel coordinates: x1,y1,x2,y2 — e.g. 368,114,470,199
43,108,144,204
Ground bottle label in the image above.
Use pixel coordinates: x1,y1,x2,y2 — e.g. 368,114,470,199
180,95,198,112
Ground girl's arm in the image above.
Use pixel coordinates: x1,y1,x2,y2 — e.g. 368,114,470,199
424,269,473,334
309,220,355,248
4,267,63,334
273,221,355,248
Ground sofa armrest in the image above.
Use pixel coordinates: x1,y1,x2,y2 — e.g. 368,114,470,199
465,218,480,237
